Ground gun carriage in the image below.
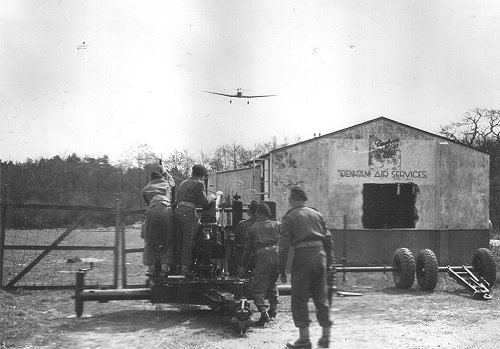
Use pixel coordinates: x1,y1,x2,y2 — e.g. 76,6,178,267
73,198,287,336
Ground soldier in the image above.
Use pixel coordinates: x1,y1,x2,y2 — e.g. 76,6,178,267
239,203,280,326
279,187,334,349
141,170,176,275
174,164,216,275
234,200,259,270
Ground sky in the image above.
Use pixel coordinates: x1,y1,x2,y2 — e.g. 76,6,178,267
1,0,500,164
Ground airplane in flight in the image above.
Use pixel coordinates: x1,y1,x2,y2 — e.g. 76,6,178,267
203,88,277,104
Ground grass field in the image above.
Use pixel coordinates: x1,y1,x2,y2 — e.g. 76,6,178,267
1,230,500,348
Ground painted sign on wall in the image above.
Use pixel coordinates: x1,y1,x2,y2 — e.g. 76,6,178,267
331,136,435,185
369,135,401,170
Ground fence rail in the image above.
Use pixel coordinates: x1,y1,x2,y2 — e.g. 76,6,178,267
7,203,116,212
0,185,136,289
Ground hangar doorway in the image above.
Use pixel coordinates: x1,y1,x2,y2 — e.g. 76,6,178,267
362,183,419,229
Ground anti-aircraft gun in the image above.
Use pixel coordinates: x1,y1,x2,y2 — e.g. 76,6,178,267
73,195,281,337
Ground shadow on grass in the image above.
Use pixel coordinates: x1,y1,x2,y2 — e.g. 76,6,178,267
379,286,422,296
57,305,237,339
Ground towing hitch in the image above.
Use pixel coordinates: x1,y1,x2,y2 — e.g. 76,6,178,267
446,266,492,300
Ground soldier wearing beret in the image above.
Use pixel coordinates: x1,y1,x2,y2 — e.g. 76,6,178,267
279,187,334,349
174,164,216,275
240,202,280,326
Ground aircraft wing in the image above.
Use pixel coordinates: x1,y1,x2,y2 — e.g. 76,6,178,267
243,94,277,98
203,91,236,98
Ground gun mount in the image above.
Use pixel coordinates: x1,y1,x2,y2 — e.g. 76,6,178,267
73,199,286,337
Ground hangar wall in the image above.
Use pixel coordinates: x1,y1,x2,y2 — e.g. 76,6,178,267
437,143,489,230
271,119,490,229
270,118,490,264
211,118,490,265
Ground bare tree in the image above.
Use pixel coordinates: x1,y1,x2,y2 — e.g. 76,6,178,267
439,108,500,148
165,149,196,178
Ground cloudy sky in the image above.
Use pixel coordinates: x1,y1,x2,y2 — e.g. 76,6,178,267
1,0,500,163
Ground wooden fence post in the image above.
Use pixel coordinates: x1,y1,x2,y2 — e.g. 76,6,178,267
114,199,124,289
0,184,7,289
120,203,127,288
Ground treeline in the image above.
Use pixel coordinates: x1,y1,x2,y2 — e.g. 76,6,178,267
7,109,500,232
0,138,289,229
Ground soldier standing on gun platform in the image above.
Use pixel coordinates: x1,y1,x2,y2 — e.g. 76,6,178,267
279,187,334,349
239,202,280,326
141,169,176,276
174,164,216,275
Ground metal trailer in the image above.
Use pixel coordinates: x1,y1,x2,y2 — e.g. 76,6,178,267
332,247,497,300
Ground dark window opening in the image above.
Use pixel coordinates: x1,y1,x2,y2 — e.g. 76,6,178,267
362,183,419,229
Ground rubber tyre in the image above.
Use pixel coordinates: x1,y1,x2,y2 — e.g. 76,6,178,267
472,248,497,287
416,249,439,291
392,248,416,289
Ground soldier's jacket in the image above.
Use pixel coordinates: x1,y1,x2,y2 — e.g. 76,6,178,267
176,177,211,207
142,178,172,208
242,216,280,268
278,205,334,274
234,215,258,246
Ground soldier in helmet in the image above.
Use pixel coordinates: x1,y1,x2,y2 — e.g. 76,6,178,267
239,202,280,326
174,164,216,275
279,187,334,349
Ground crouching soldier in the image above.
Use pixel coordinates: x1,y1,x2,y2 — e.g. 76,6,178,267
239,203,280,326
234,200,259,271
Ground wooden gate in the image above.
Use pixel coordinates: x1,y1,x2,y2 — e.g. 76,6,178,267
0,184,124,290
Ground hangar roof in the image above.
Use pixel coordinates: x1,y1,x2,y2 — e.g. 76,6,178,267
255,116,489,160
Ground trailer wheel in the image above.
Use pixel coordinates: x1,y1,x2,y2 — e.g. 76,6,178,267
472,248,497,287
392,248,415,289
416,249,438,291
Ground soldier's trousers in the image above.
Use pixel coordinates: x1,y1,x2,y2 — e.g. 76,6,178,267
291,246,332,328
143,203,175,265
252,250,279,312
174,206,199,266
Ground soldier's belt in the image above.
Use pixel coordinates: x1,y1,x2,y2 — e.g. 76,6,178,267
148,201,171,208
177,201,197,208
294,240,323,249
256,245,278,254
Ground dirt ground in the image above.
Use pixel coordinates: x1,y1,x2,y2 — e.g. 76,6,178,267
4,272,500,349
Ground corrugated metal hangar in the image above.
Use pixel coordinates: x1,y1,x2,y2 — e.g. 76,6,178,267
208,117,490,265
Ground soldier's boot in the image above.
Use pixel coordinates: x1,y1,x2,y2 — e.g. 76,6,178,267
268,307,277,319
286,327,311,349
318,326,331,348
254,310,270,327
